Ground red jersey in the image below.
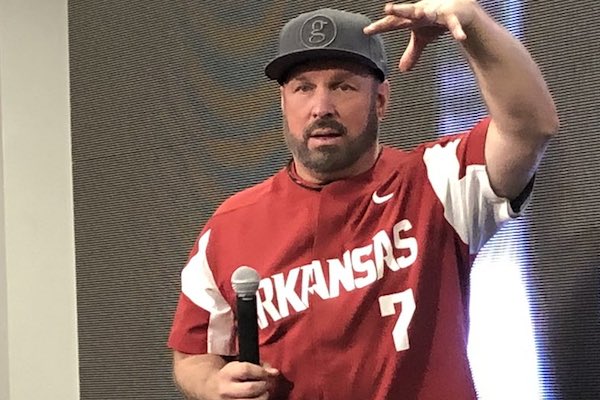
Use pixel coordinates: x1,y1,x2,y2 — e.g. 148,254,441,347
168,119,523,399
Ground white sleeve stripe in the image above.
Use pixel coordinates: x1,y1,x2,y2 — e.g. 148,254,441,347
423,139,519,254
181,229,235,355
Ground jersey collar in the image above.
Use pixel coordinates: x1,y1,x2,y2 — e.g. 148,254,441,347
285,146,385,191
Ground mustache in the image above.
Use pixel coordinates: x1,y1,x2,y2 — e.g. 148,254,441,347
303,118,347,140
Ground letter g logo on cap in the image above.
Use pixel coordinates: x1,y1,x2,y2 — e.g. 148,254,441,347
300,15,337,48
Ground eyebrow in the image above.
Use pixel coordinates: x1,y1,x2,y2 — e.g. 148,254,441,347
289,74,312,83
290,70,360,83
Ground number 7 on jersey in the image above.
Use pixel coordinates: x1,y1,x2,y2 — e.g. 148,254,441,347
378,289,416,352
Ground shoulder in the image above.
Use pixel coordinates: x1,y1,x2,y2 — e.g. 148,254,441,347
379,131,469,162
415,118,490,151
412,131,469,158
413,118,491,169
377,137,462,170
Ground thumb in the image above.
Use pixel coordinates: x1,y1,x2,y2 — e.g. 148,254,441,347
399,31,426,72
262,362,280,376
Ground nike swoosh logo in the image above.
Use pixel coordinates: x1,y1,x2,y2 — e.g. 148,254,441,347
372,191,394,204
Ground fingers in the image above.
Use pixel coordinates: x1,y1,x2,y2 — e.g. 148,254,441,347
221,361,271,381
220,380,270,398
364,15,414,35
399,31,420,72
398,25,446,71
384,2,425,20
446,13,466,41
217,362,278,399
262,362,280,377
364,2,468,42
365,2,435,35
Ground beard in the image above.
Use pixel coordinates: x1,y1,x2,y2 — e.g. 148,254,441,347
283,101,379,177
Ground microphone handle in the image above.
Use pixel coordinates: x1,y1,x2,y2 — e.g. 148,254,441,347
237,294,260,365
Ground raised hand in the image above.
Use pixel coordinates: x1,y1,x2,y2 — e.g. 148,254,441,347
364,0,480,71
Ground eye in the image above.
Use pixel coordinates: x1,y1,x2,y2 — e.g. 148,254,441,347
337,83,355,92
294,84,313,93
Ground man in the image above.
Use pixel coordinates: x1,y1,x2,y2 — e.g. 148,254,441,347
169,1,558,399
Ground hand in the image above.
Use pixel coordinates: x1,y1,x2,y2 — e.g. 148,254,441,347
213,361,279,399
364,0,480,71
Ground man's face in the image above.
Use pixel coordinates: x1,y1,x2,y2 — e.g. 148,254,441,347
281,61,389,181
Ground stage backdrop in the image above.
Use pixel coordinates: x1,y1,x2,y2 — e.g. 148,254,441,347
69,1,599,399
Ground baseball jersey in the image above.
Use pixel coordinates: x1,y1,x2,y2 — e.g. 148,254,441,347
168,118,526,399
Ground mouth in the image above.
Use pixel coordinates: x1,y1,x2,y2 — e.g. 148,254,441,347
308,130,343,146
309,129,343,140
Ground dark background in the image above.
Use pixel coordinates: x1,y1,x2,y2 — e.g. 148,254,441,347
69,1,600,398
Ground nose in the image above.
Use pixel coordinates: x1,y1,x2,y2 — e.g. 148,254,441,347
310,88,336,119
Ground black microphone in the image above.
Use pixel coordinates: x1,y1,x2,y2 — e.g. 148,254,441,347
231,266,261,365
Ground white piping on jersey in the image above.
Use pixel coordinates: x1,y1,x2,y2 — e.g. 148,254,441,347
422,138,518,254
181,229,236,355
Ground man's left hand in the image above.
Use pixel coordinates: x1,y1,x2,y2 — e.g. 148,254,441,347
364,0,481,71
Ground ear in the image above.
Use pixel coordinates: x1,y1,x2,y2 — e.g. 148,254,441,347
280,85,285,113
375,79,390,121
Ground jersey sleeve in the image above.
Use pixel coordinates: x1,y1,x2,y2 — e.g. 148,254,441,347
422,118,531,254
167,228,236,355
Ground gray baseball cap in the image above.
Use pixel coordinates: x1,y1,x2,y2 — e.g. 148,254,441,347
265,8,388,83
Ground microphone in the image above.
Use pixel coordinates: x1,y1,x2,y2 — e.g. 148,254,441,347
231,266,261,365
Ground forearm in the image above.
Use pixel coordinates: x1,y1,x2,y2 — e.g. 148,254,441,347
462,5,559,138
173,351,227,400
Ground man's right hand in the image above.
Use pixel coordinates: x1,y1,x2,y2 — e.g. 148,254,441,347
173,352,280,400
211,361,280,400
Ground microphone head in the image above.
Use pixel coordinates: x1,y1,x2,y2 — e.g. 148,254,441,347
231,266,261,296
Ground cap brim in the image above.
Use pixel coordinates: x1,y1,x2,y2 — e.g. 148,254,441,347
265,48,385,83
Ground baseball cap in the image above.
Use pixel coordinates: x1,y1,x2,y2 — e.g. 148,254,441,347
265,8,388,84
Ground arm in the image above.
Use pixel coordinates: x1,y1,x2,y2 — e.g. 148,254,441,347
365,0,559,199
169,230,275,399
461,4,559,199
173,351,226,400
173,351,278,400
